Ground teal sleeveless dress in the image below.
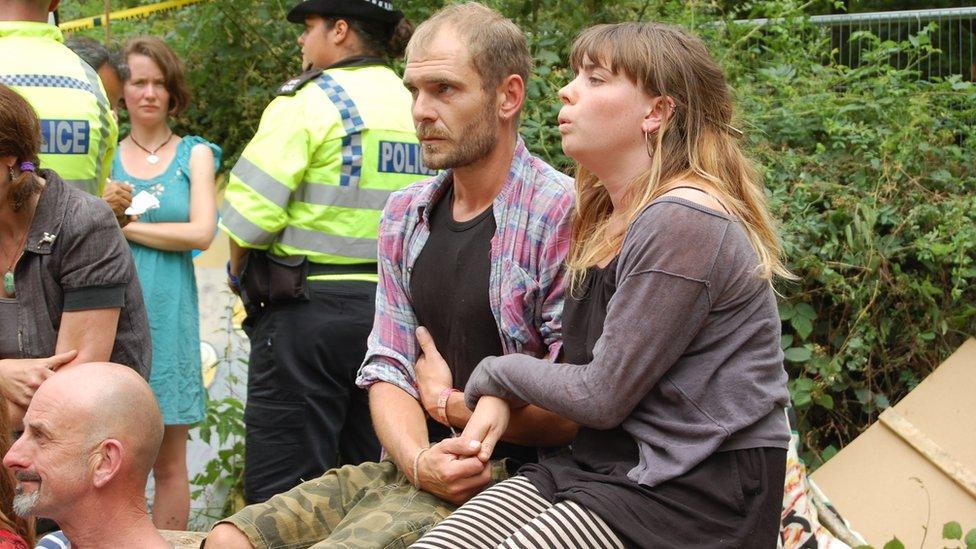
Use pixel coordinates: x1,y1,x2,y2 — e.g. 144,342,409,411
112,136,221,425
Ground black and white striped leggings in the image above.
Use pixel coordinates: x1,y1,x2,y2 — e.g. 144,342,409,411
411,475,624,549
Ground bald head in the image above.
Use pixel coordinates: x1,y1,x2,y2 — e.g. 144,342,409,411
35,362,164,480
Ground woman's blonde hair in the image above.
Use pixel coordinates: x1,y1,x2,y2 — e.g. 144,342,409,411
566,23,791,284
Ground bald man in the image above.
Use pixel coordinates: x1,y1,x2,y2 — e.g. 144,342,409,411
3,363,168,548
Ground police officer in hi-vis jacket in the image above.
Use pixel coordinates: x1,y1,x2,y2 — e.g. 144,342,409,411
220,0,429,504
0,0,118,198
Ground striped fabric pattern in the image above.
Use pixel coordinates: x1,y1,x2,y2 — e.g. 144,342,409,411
412,476,624,549
0,73,94,92
316,73,365,187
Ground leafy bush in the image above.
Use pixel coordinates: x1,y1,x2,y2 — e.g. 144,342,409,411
63,0,975,473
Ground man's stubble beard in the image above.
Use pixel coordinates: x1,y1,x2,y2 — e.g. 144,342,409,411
420,100,499,171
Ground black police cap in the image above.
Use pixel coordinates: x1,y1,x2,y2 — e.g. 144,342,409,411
286,0,403,25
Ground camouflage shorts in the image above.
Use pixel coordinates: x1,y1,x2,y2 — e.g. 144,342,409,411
219,459,511,549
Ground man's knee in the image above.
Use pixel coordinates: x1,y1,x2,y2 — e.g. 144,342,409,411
204,523,254,549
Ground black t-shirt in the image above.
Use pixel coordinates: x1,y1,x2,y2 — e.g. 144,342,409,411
410,184,537,466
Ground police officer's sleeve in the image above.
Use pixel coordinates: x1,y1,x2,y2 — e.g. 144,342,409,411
97,112,118,194
219,94,328,249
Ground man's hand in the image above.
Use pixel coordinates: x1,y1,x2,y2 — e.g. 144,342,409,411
415,436,490,505
415,326,453,420
0,350,78,406
460,396,511,463
102,181,134,225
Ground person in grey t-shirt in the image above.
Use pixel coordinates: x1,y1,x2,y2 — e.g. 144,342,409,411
0,84,150,427
415,22,793,549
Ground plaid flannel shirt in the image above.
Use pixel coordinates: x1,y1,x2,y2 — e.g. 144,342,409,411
355,138,574,398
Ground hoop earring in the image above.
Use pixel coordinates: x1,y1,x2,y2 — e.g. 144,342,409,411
644,130,653,159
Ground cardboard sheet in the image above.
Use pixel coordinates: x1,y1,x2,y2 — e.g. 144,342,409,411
811,338,976,547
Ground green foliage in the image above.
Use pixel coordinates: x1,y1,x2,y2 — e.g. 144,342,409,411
64,0,975,517
865,521,976,549
191,393,246,520
882,539,904,549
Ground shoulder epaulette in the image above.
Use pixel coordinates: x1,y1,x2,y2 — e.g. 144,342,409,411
276,69,323,96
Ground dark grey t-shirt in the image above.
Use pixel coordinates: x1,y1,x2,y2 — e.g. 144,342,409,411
0,298,18,357
466,197,790,488
7,169,151,378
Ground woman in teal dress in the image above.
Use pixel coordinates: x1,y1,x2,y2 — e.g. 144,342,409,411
112,36,219,531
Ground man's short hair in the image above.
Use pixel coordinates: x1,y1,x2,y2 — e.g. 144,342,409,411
406,2,532,93
64,36,129,82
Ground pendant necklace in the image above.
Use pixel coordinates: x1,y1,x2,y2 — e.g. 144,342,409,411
130,131,173,165
1,221,33,297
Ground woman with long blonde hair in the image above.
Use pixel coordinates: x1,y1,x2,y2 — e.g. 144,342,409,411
414,22,792,548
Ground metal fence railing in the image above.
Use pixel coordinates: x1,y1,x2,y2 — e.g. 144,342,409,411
737,7,976,80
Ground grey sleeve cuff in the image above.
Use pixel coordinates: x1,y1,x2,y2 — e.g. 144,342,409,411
63,284,126,311
464,356,529,410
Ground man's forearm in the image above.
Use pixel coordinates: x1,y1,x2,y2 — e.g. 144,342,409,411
446,394,577,447
369,381,430,475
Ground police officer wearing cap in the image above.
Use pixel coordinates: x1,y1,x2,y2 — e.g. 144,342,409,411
220,0,430,504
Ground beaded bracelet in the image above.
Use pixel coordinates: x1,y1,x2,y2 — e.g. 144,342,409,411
436,388,458,426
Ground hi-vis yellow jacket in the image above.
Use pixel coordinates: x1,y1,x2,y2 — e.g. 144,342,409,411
0,21,118,195
219,60,431,279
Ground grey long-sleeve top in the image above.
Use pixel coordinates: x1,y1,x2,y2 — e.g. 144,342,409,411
465,197,790,488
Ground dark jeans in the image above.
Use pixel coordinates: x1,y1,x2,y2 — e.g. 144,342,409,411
242,280,381,504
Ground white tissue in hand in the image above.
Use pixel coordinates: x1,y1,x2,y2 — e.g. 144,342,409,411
124,190,160,216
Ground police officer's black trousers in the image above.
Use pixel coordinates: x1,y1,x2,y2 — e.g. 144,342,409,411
242,279,381,504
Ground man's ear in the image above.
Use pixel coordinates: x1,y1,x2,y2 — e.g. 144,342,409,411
641,95,676,135
90,439,124,489
496,74,525,123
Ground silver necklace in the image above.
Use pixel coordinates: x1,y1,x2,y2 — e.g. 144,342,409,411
130,131,173,165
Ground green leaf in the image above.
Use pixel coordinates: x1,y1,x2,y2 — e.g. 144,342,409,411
778,303,795,321
944,521,963,540
781,334,794,350
784,347,812,362
795,303,817,320
792,315,813,340
883,537,905,549
965,528,976,545
815,393,835,410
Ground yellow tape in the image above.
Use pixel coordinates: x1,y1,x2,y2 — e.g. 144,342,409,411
307,274,380,283
59,0,212,32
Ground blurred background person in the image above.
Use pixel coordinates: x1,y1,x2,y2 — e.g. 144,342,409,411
0,83,150,426
65,35,135,226
64,35,128,115
111,36,219,531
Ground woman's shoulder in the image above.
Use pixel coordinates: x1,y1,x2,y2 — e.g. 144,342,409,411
630,197,732,241
177,135,222,171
